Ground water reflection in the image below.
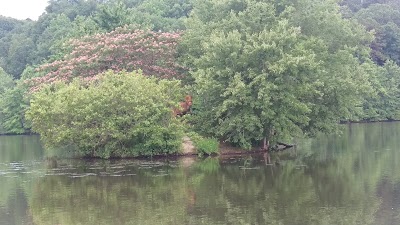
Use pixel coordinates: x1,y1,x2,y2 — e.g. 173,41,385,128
0,122,399,224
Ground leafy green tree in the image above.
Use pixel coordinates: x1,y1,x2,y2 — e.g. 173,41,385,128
26,71,185,158
354,3,400,65
0,67,14,94
181,0,373,149
93,0,192,32
0,1,101,79
0,85,30,134
35,14,101,61
93,1,133,32
129,0,193,31
0,16,24,39
35,14,74,61
361,61,400,120
0,27,37,79
0,14,57,78
0,67,36,134
45,0,101,20
0,68,15,133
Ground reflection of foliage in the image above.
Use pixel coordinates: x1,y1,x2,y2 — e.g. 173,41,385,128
0,178,18,207
0,135,43,163
194,157,220,174
29,162,192,225
0,135,44,224
0,122,397,225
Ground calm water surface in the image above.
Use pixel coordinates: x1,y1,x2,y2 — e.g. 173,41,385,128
0,122,399,225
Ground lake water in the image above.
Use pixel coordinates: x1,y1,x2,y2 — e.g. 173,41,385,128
0,122,399,225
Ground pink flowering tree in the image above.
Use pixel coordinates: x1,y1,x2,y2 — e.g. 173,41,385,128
27,27,186,91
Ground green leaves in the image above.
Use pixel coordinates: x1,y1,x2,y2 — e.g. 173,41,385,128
352,3,400,65
26,71,185,158
0,83,30,134
0,67,14,94
360,60,400,121
182,0,372,149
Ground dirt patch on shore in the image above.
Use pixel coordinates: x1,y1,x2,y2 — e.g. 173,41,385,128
181,136,197,155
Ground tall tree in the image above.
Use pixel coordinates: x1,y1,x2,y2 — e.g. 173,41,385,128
354,4,400,65
45,0,101,20
0,67,14,94
362,61,400,120
1,33,36,79
129,0,193,31
93,1,132,32
0,67,34,134
36,14,101,61
0,16,24,39
181,0,373,149
0,67,15,133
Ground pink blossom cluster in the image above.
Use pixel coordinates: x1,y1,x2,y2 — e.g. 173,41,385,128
27,28,186,91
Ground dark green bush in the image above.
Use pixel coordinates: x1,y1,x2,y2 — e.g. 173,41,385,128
26,71,185,158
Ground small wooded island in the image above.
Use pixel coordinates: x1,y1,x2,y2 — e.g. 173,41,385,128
1,0,400,159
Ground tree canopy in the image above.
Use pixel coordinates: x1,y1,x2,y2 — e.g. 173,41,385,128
181,0,373,148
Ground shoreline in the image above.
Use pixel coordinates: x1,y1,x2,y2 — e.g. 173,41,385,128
3,120,398,159
3,120,399,137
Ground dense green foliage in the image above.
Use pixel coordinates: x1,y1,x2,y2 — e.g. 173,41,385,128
0,84,30,134
0,68,15,133
181,0,373,148
361,61,400,121
0,0,399,154
0,68,30,134
0,67,14,94
352,3,400,65
188,132,219,156
26,71,185,158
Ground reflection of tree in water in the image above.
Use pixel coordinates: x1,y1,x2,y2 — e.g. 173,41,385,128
0,135,43,163
186,123,400,224
27,122,400,225
188,156,379,225
375,179,400,225
0,135,43,225
300,122,400,224
29,160,195,225
0,183,33,225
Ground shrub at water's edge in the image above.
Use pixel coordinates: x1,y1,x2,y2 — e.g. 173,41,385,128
26,70,186,159
187,132,219,156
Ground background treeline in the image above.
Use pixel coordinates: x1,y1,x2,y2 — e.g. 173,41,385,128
0,0,399,156
0,0,193,136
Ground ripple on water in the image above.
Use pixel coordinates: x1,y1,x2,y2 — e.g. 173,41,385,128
239,166,260,170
